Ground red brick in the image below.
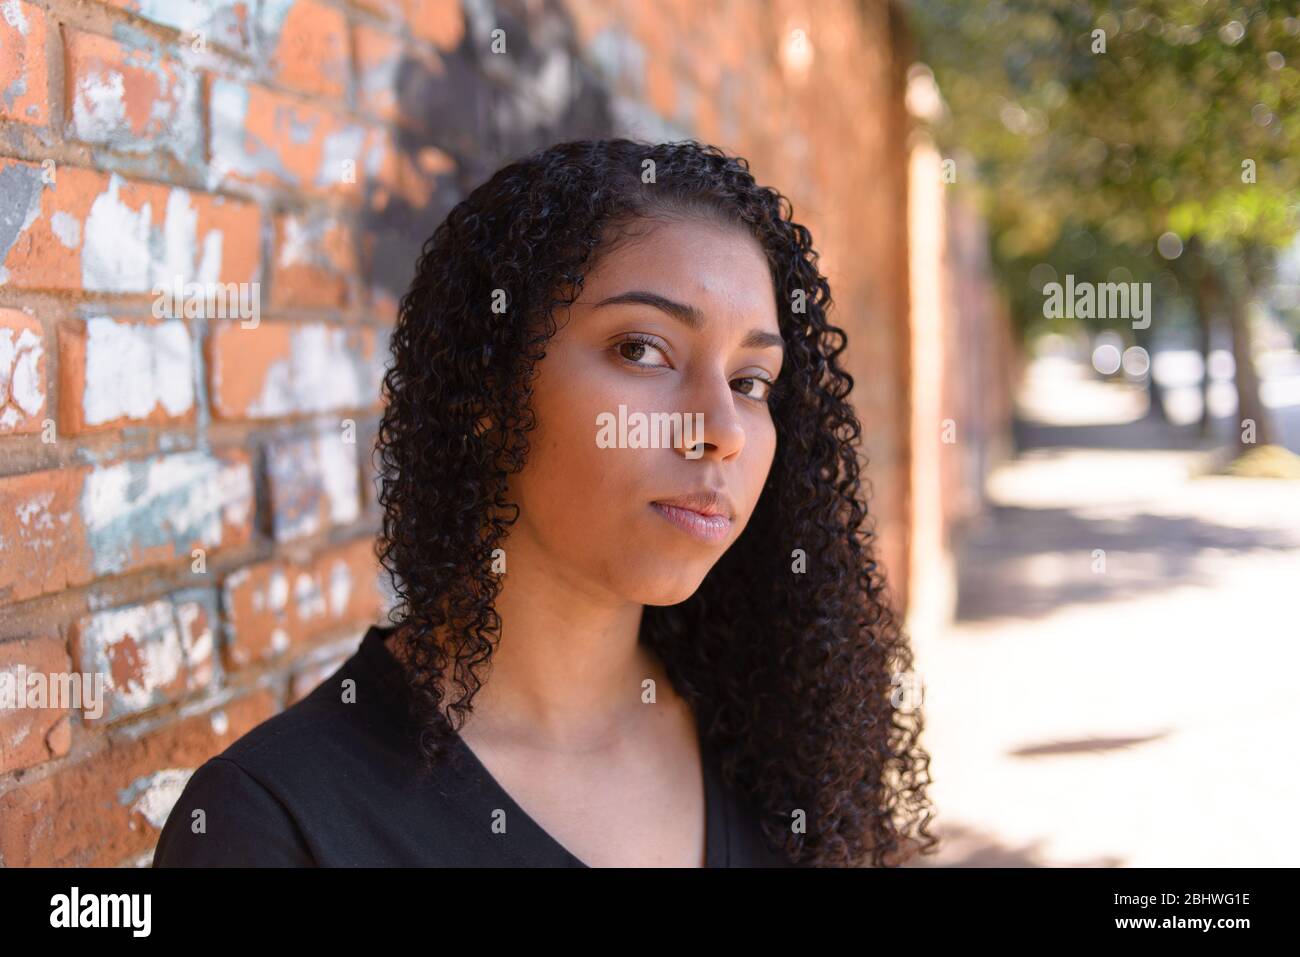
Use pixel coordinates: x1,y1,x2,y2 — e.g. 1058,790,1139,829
222,537,384,669
0,308,46,434
62,27,203,165
265,0,350,99
208,76,367,199
354,22,402,121
57,316,196,434
0,467,92,605
0,160,260,293
265,428,362,542
207,320,384,420
270,208,356,308
0,690,276,866
350,0,403,19
0,635,73,774
646,57,676,118
77,450,255,581
69,592,219,724
0,450,253,606
0,0,48,126
403,0,464,51
105,0,255,55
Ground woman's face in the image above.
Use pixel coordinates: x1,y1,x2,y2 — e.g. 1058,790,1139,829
505,216,784,607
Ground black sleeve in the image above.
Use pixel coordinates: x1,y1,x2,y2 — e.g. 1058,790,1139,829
151,757,316,867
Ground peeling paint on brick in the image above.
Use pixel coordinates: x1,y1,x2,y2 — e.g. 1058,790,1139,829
277,212,329,269
81,451,252,576
0,162,46,285
209,78,285,184
73,600,184,719
294,570,325,620
71,592,218,722
174,594,216,688
317,125,366,188
0,0,46,127
270,209,353,307
209,322,381,420
66,25,204,165
209,709,228,736
255,0,294,43
327,558,352,617
265,431,359,542
1,0,30,34
82,177,224,293
110,0,254,54
49,210,80,248
268,568,288,610
220,538,383,669
0,315,44,431
0,162,254,293
117,767,190,830
70,59,127,137
80,316,194,427
81,174,152,292
209,75,367,196
0,471,83,602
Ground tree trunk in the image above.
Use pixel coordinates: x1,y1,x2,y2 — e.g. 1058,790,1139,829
1182,241,1215,437
1213,259,1273,450
1131,319,1166,421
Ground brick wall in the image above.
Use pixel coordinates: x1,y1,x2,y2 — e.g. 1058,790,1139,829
0,0,921,865
904,122,1016,654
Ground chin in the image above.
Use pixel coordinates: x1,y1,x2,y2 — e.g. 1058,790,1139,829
625,566,715,607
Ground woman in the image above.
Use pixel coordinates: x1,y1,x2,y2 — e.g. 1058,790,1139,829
153,138,937,868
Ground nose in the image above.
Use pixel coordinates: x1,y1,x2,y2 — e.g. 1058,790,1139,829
675,372,746,462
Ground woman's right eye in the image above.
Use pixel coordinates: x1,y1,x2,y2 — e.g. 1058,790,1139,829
614,337,670,367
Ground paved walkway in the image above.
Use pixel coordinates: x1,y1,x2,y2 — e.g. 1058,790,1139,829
908,358,1300,866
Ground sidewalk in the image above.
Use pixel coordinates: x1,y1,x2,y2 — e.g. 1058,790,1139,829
907,359,1300,866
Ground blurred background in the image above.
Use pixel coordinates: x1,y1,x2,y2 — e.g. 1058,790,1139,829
0,0,1295,866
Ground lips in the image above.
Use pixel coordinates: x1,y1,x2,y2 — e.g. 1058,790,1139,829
649,489,735,519
649,489,736,544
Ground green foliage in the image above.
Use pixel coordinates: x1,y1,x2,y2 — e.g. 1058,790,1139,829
912,0,1300,339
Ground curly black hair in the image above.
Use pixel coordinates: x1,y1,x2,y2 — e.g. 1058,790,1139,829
373,137,938,868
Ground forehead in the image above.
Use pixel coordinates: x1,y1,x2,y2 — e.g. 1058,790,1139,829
581,217,777,323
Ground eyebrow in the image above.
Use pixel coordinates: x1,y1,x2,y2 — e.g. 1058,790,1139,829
593,290,785,353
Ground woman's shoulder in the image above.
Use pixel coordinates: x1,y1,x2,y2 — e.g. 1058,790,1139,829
152,626,419,866
151,753,316,866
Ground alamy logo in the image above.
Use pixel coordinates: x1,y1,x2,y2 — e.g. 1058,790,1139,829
152,277,261,328
1042,274,1151,329
596,404,706,459
0,667,106,719
49,887,151,937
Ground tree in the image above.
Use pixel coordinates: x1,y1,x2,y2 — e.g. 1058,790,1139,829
912,0,1300,450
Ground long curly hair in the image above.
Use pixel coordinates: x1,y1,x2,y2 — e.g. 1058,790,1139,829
374,137,938,868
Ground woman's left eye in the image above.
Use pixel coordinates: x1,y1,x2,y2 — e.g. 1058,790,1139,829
732,376,774,402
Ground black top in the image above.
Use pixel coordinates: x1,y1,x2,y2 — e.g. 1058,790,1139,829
152,624,792,867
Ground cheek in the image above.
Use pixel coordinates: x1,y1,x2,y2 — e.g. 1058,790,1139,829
512,353,647,528
738,421,778,517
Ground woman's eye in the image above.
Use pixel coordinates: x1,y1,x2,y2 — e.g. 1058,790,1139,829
733,376,774,402
615,338,668,366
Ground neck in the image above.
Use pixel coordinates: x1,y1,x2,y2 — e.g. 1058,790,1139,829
392,533,671,751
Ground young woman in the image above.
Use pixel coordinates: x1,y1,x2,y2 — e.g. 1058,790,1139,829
153,138,937,868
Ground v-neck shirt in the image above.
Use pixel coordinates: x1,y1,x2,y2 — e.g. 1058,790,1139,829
152,624,792,867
